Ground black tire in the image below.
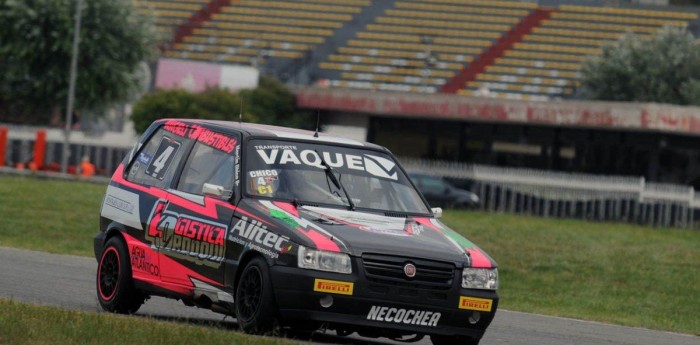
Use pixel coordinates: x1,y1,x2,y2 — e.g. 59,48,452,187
96,236,145,314
431,335,481,345
235,256,278,335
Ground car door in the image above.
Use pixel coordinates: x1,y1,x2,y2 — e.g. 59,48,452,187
156,128,240,289
122,124,192,285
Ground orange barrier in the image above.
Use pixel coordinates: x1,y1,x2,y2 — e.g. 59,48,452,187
0,127,6,167
33,130,46,170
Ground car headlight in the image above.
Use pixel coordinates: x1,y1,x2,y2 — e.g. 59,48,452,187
462,268,498,290
298,246,352,274
469,194,480,203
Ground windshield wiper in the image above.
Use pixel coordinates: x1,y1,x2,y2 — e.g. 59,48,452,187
316,150,355,210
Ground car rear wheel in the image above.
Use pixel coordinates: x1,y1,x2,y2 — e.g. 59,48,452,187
96,236,145,314
431,335,480,345
235,256,278,334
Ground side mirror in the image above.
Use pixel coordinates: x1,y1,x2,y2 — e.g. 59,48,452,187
202,183,224,198
431,207,443,218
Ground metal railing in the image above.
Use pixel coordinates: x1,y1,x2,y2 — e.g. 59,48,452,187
401,158,699,229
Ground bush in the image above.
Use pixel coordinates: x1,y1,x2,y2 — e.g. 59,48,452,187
131,76,313,133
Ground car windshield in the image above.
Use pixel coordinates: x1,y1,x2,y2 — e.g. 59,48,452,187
244,139,430,214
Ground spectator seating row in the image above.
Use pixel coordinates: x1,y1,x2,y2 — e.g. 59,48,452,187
166,0,369,66
319,0,535,93
459,4,696,100
134,0,207,37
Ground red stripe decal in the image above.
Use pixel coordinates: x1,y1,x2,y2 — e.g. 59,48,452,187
467,248,492,268
414,217,441,232
122,233,222,294
273,201,299,218
298,228,340,252
112,165,235,219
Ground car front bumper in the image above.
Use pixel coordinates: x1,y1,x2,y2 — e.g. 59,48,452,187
269,264,498,338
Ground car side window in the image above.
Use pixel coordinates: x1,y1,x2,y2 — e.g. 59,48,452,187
127,128,188,189
177,141,236,198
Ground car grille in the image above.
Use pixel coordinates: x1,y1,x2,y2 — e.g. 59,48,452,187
361,253,455,291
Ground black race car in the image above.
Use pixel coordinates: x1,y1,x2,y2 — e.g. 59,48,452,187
94,119,499,345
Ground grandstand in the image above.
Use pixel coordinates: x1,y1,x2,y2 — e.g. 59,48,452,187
137,0,698,100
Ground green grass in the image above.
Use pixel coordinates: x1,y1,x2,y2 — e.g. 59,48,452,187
442,211,700,335
0,176,105,256
0,299,294,345
1,176,699,335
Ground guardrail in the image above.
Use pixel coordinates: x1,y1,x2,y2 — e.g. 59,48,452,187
401,158,699,229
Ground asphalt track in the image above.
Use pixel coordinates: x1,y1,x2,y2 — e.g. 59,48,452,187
1,247,697,345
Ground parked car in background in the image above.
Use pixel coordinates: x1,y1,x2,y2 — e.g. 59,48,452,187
409,174,480,209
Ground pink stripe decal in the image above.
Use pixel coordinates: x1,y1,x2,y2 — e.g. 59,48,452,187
122,233,222,290
299,228,340,252
467,248,493,268
414,217,440,231
112,165,238,220
273,201,299,218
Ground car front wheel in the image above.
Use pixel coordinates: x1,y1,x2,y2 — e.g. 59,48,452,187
235,256,278,334
96,236,145,314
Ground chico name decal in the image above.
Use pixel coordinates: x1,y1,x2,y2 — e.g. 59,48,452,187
256,149,397,180
458,296,493,312
229,216,291,259
313,279,354,296
367,306,441,327
147,202,227,267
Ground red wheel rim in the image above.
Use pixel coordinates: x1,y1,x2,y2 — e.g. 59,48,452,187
98,247,120,301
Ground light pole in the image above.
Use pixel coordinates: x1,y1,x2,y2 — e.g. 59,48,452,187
61,0,83,174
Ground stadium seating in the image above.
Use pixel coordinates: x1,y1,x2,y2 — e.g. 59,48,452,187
460,4,696,100
318,0,535,93
165,0,369,66
136,0,698,99
134,0,207,38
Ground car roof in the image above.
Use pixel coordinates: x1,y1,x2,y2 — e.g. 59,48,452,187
163,119,383,150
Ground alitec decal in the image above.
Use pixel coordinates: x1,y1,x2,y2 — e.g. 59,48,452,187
146,201,227,267
229,216,292,259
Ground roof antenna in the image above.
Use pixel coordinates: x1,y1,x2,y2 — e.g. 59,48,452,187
239,96,243,128
313,110,320,138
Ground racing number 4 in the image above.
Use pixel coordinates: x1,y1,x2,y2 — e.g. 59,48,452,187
151,146,174,174
145,136,182,180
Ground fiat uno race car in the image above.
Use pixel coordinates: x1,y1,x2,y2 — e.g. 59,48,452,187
94,119,499,345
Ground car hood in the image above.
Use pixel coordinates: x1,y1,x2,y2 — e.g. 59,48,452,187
243,200,496,268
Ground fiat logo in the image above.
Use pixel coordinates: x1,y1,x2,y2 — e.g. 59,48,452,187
403,263,416,278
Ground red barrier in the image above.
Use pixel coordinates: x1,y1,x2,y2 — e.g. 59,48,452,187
33,130,46,170
0,127,6,167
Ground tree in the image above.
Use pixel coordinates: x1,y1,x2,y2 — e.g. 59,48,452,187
0,0,157,124
130,76,314,133
130,88,251,133
580,26,700,105
239,76,315,130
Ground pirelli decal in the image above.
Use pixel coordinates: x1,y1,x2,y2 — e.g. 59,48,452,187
458,296,493,312
313,279,354,296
